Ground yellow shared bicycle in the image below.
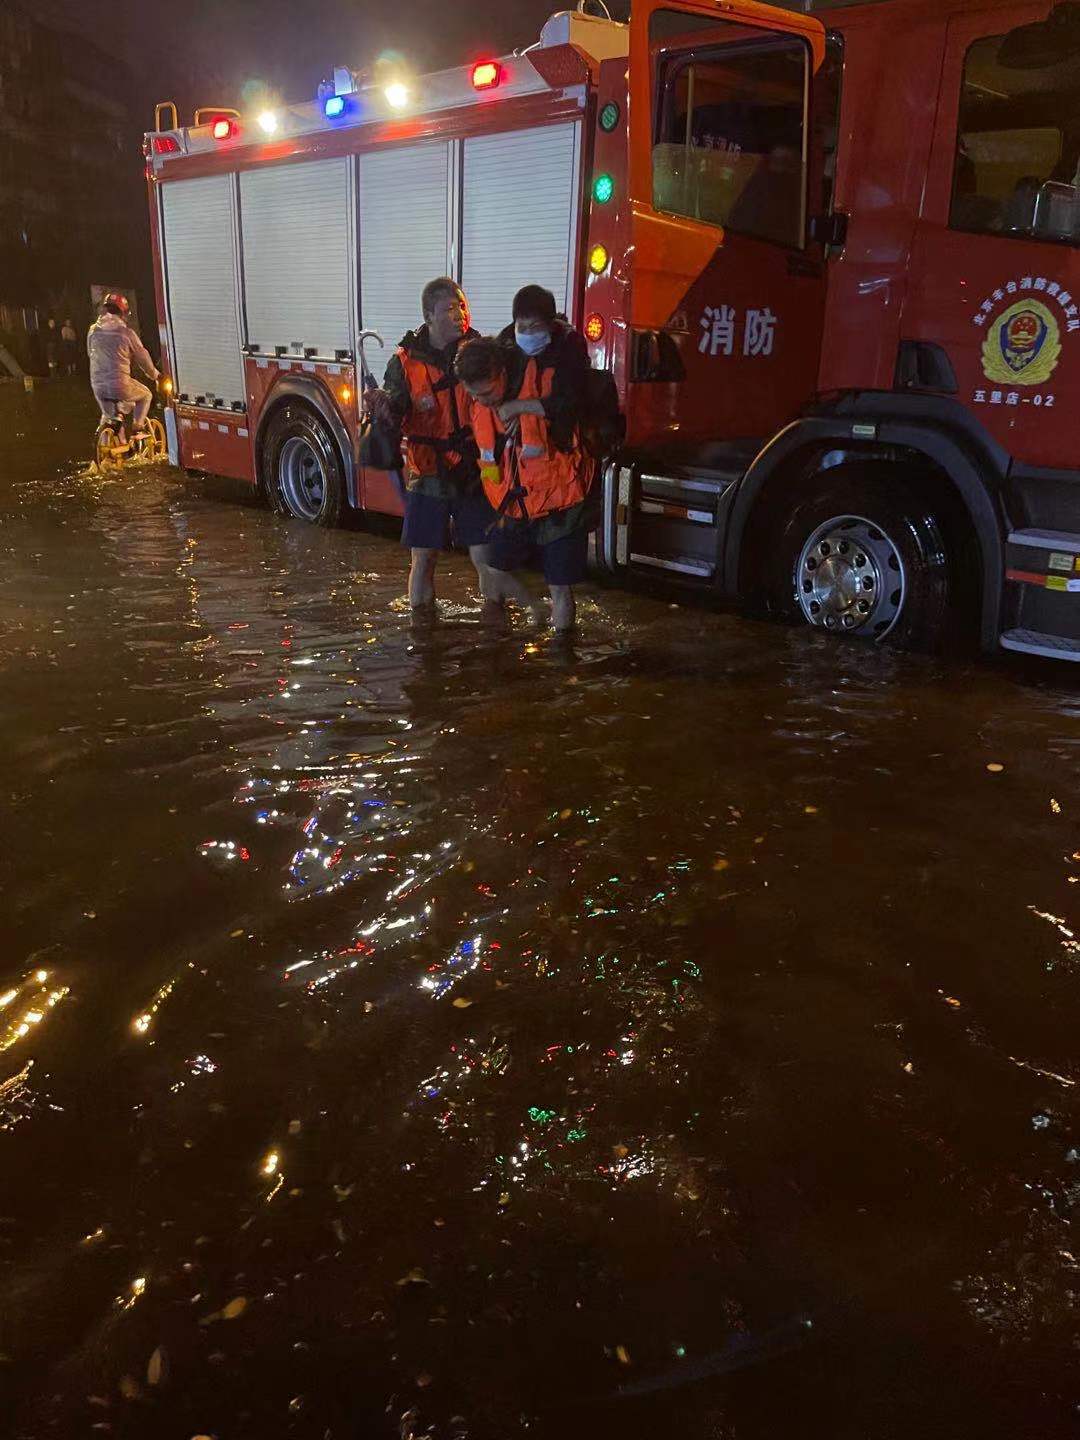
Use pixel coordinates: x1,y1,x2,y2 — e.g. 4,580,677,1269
94,400,167,471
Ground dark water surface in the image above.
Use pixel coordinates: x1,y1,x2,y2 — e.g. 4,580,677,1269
2,382,1079,1439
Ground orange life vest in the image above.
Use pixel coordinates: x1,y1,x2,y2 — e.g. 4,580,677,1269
469,359,595,521
398,348,472,483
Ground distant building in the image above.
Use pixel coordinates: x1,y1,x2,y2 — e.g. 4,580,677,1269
0,0,152,366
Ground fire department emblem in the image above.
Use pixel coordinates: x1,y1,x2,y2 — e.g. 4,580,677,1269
982,299,1061,386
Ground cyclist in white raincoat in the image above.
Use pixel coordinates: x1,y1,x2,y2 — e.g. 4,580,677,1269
87,293,159,433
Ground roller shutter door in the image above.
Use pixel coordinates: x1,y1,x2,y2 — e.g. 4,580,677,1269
161,175,245,407
460,123,580,334
358,143,451,360
239,158,353,358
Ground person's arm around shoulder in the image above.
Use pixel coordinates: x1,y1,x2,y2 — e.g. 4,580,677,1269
494,344,542,424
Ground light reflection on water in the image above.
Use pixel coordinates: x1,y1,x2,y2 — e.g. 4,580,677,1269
0,387,1079,1438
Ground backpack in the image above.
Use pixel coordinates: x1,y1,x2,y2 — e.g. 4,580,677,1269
580,366,624,460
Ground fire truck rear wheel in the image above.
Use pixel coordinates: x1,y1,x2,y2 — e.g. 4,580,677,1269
773,467,949,650
263,404,346,527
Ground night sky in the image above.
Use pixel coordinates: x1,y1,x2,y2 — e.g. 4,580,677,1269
40,0,602,118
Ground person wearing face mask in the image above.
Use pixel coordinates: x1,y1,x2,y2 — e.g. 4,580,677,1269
497,285,590,453
454,334,596,634
366,277,500,617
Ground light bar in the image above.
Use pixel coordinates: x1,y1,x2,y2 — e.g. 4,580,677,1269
211,117,235,141
257,110,279,135
384,82,409,111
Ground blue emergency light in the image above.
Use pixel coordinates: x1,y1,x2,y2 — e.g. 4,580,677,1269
324,94,347,119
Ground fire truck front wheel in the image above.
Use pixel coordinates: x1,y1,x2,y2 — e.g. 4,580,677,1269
263,404,346,527
772,467,949,650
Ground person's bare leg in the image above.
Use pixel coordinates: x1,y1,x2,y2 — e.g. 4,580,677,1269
468,544,499,603
498,568,548,625
470,544,511,626
471,545,547,625
408,548,438,608
550,585,576,633
488,564,537,608
130,382,153,430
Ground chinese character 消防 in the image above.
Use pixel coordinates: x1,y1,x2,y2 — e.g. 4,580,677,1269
699,304,737,356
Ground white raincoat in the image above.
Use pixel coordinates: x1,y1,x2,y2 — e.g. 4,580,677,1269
87,312,158,405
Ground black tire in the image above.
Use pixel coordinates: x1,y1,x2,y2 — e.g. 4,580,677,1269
262,403,347,527
768,464,950,651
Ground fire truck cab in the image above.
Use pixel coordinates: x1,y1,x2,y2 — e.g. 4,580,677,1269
147,0,1080,660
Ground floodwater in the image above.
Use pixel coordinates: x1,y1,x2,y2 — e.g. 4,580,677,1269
1,380,1079,1440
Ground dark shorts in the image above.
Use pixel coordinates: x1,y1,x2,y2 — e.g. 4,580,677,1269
489,519,590,586
401,489,496,551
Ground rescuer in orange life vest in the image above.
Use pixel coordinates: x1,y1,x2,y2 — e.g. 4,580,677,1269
454,312,596,634
368,277,532,618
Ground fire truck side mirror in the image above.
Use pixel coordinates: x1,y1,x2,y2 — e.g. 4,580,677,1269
809,210,848,251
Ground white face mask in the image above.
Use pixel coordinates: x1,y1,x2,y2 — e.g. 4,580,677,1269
515,327,549,357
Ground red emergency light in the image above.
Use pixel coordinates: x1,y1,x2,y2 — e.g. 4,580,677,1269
471,60,502,90
584,313,606,343
211,116,237,141
152,135,181,155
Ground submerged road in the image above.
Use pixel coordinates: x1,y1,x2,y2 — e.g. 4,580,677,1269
2,381,1079,1438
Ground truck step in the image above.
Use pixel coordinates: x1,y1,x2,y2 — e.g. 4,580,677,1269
637,474,727,524
629,551,715,579
638,471,731,493
1006,529,1080,551
1000,628,1080,661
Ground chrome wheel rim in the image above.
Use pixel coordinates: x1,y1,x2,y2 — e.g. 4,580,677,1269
279,436,325,520
795,513,906,639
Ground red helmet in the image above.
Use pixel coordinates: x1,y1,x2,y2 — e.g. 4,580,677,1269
102,292,130,317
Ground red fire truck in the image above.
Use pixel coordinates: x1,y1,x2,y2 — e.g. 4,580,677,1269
146,0,1080,660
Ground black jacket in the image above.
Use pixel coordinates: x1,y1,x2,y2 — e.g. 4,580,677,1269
497,319,589,453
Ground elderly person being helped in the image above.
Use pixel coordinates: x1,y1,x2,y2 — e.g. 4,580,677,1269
455,327,595,634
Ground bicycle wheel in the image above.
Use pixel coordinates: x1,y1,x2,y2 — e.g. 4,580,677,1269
96,425,124,471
